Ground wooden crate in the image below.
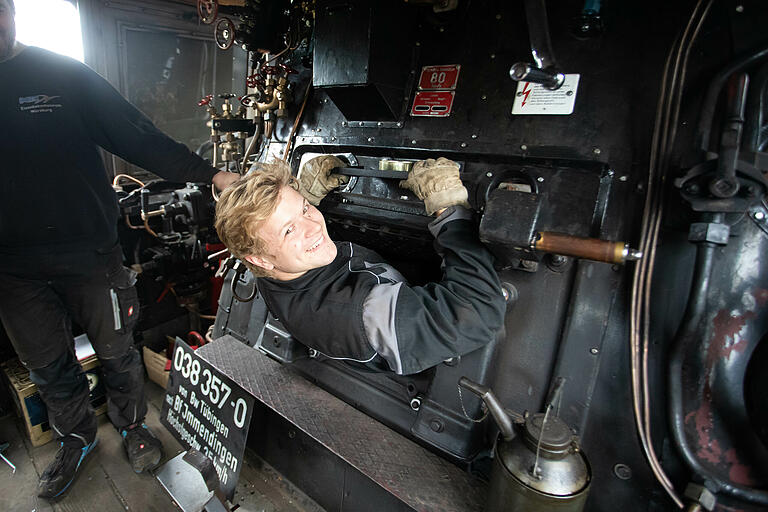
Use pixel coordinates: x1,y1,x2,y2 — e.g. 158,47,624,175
142,346,170,389
1,356,107,447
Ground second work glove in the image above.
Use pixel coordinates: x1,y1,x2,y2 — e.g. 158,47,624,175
400,157,469,215
298,155,349,205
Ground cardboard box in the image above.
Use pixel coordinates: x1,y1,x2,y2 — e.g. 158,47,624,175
143,346,170,389
1,356,107,447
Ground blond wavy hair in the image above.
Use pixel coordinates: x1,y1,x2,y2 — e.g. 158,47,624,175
214,161,298,276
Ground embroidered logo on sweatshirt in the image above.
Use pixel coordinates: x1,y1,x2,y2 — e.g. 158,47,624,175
18,94,63,114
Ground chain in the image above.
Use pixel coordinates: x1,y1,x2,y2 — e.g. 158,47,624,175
457,384,488,423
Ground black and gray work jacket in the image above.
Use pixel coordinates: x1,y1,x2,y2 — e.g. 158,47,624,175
257,206,506,375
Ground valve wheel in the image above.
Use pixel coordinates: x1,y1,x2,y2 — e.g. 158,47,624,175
214,18,236,50
197,0,218,25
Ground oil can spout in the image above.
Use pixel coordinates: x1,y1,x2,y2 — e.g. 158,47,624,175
459,377,521,441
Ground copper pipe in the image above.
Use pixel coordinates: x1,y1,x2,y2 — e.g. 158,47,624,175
533,231,640,264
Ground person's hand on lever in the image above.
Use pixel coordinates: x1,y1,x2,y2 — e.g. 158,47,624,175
400,157,470,216
298,155,349,205
212,170,241,192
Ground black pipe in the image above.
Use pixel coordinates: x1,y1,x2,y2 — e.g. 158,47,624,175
696,43,768,152
668,216,768,505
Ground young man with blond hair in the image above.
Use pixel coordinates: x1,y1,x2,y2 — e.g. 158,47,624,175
215,156,506,375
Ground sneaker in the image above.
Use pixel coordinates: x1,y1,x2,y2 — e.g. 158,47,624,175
121,423,163,473
37,438,98,499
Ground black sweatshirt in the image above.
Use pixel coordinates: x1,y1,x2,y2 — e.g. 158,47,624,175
257,207,507,375
0,46,217,263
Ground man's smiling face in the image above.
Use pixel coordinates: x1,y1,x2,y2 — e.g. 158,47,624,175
245,185,337,281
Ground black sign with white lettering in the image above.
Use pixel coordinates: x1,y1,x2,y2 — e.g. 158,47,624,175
160,339,254,501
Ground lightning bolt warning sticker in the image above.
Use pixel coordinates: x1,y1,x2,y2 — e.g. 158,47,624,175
511,74,580,115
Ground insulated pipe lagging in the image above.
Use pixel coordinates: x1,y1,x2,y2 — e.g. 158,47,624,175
668,224,768,505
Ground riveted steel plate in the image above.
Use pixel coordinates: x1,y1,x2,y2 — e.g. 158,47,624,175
197,335,486,512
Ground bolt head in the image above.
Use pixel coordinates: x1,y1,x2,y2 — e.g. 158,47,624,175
520,144,528,151
486,172,493,178
590,347,599,354
619,175,628,182
460,142,467,148
537,176,544,182
593,147,602,155
411,139,417,144
471,134,478,139
754,211,765,221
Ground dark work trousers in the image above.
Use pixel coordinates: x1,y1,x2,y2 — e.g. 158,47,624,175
0,246,147,446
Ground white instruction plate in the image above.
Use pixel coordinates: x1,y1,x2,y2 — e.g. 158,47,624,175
511,74,580,115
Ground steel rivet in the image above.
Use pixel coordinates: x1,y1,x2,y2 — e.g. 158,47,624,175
754,211,765,220
460,142,467,148
619,175,628,182
359,122,364,127
537,176,544,182
471,134,478,139
593,147,602,155
411,139,417,144
613,464,632,480
341,121,347,127
486,172,493,178
367,137,374,142
521,144,528,151
736,5,744,12
396,122,403,127
481,95,487,100
590,347,599,354
377,122,383,127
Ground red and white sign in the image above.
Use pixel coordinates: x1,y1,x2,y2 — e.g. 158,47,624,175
418,65,461,90
411,91,455,117
511,74,581,115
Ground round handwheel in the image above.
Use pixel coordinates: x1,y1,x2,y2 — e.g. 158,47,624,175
197,0,218,25
214,18,236,50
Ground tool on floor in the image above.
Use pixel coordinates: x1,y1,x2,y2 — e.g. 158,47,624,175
0,441,16,474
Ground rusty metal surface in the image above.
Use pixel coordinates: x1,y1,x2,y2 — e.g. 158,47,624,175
197,335,486,512
679,219,768,490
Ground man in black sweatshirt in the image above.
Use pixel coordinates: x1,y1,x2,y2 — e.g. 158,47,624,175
0,0,238,499
215,157,506,376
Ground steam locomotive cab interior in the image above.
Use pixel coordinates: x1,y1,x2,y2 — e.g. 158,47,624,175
2,0,768,511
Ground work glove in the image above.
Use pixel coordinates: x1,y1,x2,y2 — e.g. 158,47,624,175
400,157,469,215
298,155,349,205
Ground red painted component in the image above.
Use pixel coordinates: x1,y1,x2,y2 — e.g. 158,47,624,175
198,94,213,106
246,74,265,89
418,64,461,90
197,0,218,25
261,65,279,76
410,91,455,117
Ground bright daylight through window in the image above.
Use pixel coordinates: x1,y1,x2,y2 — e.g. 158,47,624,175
15,0,83,61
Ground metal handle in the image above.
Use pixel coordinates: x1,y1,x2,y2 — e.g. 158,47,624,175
509,62,565,90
